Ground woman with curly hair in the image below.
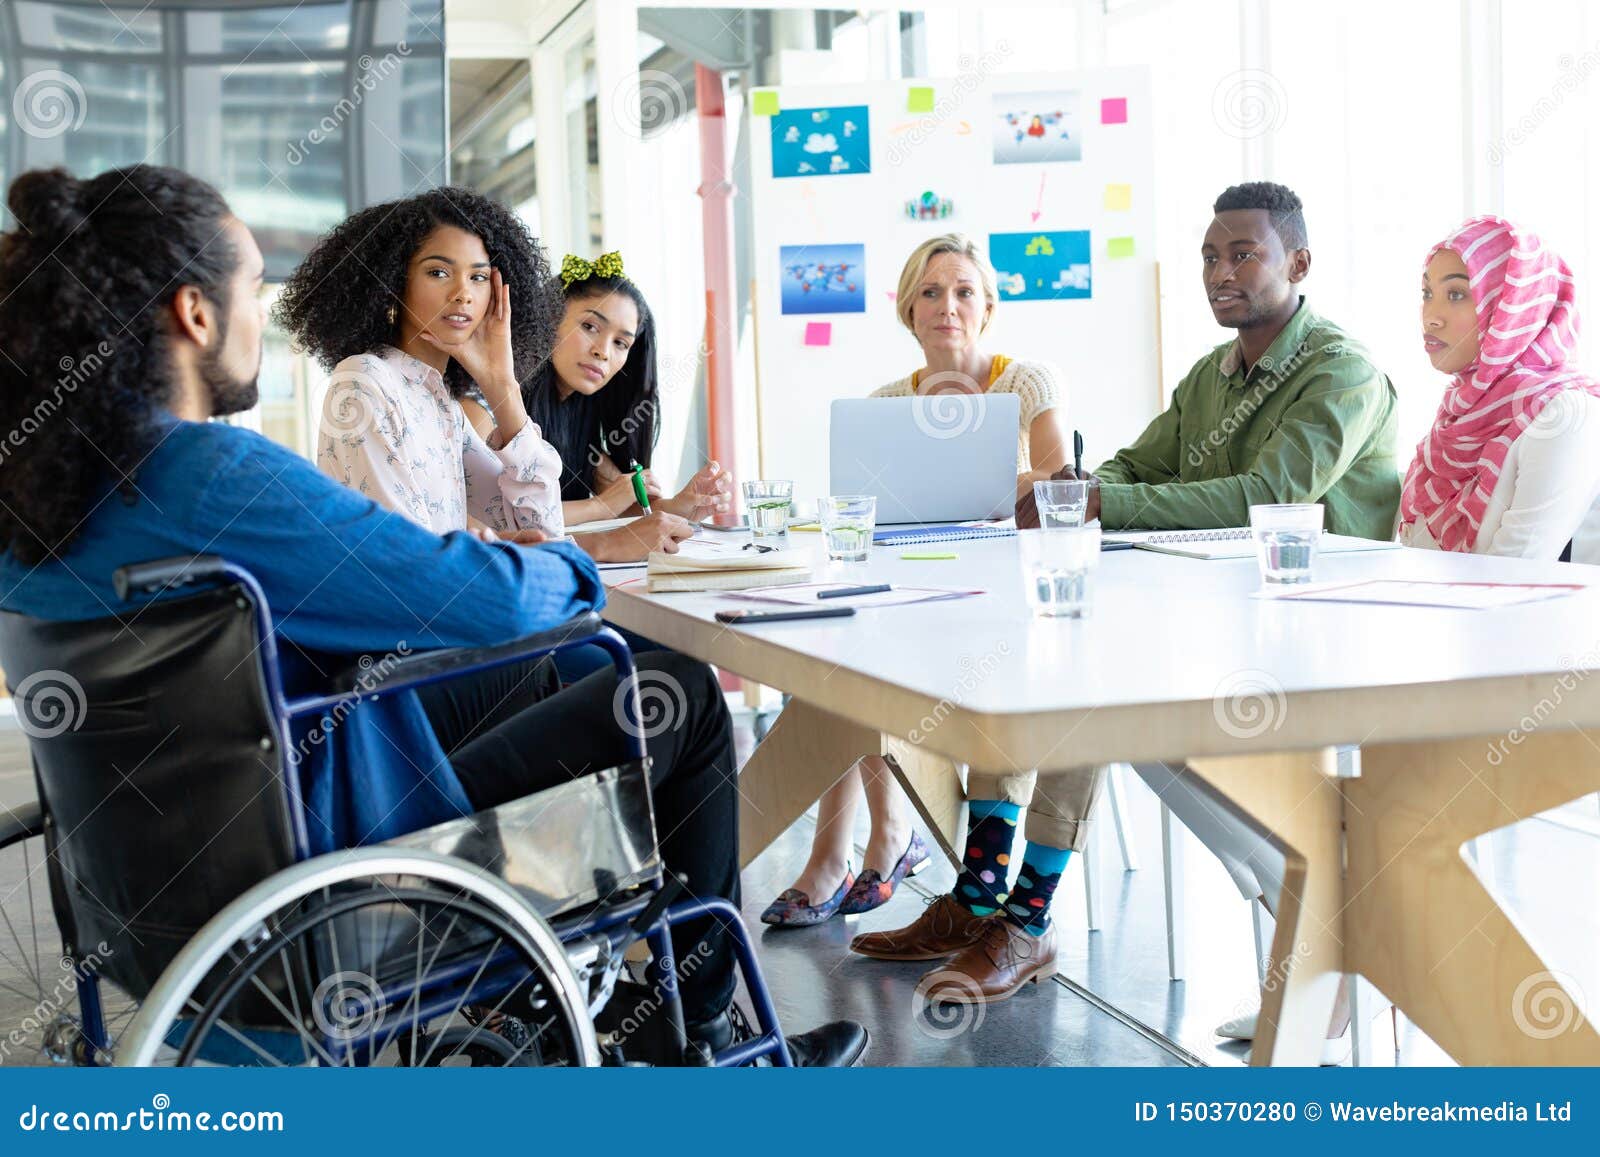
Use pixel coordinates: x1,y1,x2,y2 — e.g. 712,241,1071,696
462,251,731,525
276,187,692,560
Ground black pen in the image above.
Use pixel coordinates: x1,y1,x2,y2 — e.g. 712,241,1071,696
1073,430,1084,478
819,583,891,599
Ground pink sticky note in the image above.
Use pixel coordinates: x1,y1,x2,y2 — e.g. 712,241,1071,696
1101,97,1128,125
804,321,832,347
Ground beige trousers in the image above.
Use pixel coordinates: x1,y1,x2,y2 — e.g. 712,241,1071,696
965,765,1107,851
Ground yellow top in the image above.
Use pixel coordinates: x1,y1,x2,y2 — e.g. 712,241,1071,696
911,353,1012,392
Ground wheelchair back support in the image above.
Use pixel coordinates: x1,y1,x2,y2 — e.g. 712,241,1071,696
0,582,299,1000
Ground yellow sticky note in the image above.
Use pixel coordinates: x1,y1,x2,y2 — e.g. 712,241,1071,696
907,86,935,113
752,90,780,116
1104,184,1132,212
1106,236,1136,259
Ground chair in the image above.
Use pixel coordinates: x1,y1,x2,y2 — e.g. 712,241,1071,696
0,554,788,1067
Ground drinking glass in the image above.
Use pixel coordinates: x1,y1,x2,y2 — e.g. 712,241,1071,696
1032,478,1098,529
819,496,876,562
1249,503,1324,586
742,480,794,542
1019,526,1101,618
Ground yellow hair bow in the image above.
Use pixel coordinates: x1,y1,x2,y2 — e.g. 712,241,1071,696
560,251,626,287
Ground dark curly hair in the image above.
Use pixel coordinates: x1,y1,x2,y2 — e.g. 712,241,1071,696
522,273,661,501
273,186,562,398
1214,181,1308,250
0,165,239,566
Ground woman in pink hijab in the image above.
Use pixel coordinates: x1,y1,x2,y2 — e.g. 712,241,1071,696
1399,216,1600,557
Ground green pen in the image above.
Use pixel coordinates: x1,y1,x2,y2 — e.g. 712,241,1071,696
630,459,651,513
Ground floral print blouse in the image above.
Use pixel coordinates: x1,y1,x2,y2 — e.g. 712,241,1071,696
316,345,565,536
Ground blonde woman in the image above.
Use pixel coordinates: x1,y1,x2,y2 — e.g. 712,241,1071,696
761,234,1069,927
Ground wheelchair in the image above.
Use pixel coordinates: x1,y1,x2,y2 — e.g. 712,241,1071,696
0,555,790,1067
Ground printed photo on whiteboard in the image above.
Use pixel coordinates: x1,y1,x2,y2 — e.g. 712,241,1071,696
989,230,1093,301
780,243,867,315
771,105,871,179
992,91,1083,165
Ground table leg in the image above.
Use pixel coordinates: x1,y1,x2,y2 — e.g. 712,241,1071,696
736,699,881,870
1182,749,1345,1066
1345,733,1600,1064
881,740,965,870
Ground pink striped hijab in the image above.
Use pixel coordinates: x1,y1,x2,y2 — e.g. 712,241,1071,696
1399,216,1599,552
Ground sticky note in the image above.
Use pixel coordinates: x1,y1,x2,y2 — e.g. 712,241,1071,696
907,86,935,113
1107,236,1136,259
1101,97,1128,124
804,321,832,347
752,91,780,116
1104,184,1132,211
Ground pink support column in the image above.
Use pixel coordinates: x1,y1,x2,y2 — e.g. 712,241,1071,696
695,64,737,479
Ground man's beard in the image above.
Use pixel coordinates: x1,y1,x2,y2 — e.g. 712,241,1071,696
201,322,261,416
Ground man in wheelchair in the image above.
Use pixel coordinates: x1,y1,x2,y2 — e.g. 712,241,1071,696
0,164,866,1067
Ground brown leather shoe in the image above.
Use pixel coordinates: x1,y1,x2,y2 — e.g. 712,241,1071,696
916,919,1058,1004
849,894,993,961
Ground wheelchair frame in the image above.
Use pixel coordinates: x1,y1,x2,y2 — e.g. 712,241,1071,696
6,553,790,1067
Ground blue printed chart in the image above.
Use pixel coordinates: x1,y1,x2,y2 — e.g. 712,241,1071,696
770,105,871,179
989,229,1093,301
779,243,866,315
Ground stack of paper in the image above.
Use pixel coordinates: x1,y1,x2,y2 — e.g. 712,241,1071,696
646,539,812,593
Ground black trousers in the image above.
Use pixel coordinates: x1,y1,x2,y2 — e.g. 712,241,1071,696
417,651,740,1024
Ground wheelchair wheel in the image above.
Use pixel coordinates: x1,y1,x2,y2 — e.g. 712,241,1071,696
0,800,137,1066
118,848,600,1068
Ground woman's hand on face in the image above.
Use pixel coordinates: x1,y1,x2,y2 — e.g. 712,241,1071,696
418,268,518,399
666,460,733,520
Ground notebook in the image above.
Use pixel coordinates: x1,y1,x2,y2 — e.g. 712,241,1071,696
1101,528,1404,561
644,538,812,593
873,521,1018,547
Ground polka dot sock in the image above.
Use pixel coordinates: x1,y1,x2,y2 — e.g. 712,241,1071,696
1004,841,1072,935
951,799,1021,916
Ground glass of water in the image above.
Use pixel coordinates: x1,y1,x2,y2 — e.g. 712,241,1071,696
820,495,876,562
1019,526,1101,618
1033,478,1099,529
1249,503,1324,586
742,480,794,542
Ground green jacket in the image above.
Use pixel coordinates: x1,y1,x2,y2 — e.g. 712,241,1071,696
1097,299,1400,540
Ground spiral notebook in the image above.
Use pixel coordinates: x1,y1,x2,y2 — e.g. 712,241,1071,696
873,521,1018,546
1102,528,1404,561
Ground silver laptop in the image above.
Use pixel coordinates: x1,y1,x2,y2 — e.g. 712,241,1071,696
829,394,1021,525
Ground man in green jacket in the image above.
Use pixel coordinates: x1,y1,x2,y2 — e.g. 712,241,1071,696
1019,181,1401,539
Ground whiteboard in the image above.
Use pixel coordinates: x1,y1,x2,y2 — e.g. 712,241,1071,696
747,66,1158,501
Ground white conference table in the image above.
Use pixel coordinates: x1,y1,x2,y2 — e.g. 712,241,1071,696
600,530,1600,1066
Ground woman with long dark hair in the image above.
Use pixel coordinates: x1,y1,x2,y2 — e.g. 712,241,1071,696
463,252,731,525
277,190,693,561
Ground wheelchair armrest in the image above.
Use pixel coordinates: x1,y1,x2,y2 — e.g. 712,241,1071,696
326,611,613,696
113,554,231,601
0,798,44,847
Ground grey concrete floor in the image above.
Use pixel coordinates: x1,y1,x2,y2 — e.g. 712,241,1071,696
2,706,1597,1068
